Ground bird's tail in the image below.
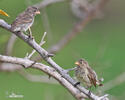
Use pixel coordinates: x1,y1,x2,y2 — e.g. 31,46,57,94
96,81,103,86
96,78,104,86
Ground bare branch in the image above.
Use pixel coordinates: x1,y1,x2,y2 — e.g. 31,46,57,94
41,32,47,43
0,62,22,72
35,0,66,9
5,34,17,56
18,70,58,84
65,67,77,73
47,0,110,54
98,72,125,92
0,54,86,100
41,8,53,44
0,19,109,100
26,32,47,59
0,1,110,98
0,1,110,99
33,0,110,61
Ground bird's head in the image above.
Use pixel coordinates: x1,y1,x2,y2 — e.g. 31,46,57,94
26,6,40,16
75,58,88,68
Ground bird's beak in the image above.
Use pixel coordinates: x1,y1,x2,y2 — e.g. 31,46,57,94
35,10,40,14
75,61,80,66
0,10,9,17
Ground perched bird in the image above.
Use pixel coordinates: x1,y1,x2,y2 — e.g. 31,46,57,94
11,6,40,38
75,58,103,88
0,9,9,17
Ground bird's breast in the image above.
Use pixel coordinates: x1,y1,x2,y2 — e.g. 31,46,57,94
22,18,34,31
75,67,91,86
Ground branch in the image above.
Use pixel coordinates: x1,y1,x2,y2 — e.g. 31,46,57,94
35,0,66,9
0,54,86,100
0,19,109,100
0,62,22,71
25,32,46,59
5,34,17,56
41,8,53,45
98,72,125,92
32,0,110,63
18,70,58,84
47,0,109,54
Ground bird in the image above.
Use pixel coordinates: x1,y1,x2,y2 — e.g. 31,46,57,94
0,9,9,17
11,6,40,38
74,58,103,88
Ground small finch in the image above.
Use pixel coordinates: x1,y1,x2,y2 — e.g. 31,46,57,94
11,6,40,38
75,58,103,88
0,9,9,17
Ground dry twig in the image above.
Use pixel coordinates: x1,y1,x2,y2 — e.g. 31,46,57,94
35,0,66,9
25,32,47,59
18,69,59,84
0,0,110,99
5,34,17,56
33,0,110,61
0,19,109,100
0,54,86,100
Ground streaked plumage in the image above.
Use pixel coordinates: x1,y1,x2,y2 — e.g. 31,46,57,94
75,58,103,88
11,6,40,32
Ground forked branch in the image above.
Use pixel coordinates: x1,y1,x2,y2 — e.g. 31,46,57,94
0,19,109,100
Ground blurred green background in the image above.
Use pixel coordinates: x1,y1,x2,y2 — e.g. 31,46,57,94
0,0,125,100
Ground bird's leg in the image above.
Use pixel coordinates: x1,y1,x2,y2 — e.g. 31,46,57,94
28,27,34,39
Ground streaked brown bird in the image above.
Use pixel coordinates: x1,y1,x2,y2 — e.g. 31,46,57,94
11,6,40,38
75,58,103,88
0,9,9,17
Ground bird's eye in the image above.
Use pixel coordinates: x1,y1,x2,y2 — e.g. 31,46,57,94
33,9,37,12
79,60,83,64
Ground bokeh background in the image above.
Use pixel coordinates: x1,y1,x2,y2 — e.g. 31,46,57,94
0,0,125,100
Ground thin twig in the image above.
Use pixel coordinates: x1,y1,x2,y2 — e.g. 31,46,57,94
0,54,87,100
97,71,125,92
47,0,110,54
5,34,17,56
40,32,47,44
65,67,77,73
33,0,110,61
26,32,47,59
18,69,58,84
35,0,66,9
0,1,110,99
41,8,53,45
0,18,109,100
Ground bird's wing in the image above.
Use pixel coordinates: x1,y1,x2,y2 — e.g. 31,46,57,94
12,12,33,26
87,67,97,87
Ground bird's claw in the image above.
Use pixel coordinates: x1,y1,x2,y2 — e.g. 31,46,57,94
28,34,34,40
